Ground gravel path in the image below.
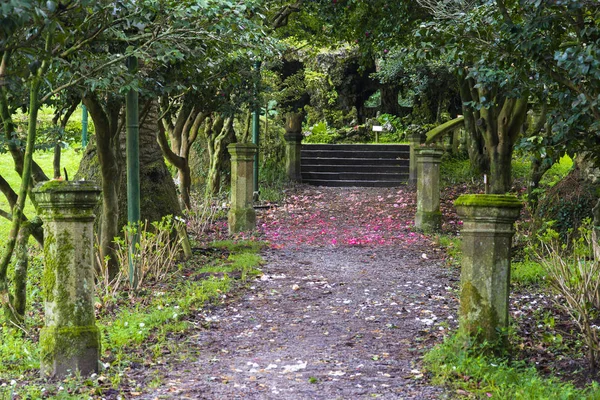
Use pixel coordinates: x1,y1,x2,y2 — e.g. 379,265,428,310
139,186,459,399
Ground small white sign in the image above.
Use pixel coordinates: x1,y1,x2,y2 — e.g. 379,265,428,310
372,125,383,132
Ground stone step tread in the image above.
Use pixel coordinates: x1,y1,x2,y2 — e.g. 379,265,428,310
302,157,410,166
303,144,409,151
301,164,409,172
301,179,407,187
301,150,410,158
302,171,408,181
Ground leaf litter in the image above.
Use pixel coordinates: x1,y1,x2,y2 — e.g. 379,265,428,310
133,185,460,399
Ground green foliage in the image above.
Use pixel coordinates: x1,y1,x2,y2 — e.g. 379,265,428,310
440,157,480,185
440,156,531,186
425,333,599,399
374,113,406,143
537,222,600,371
303,121,340,144
511,259,546,286
533,168,598,243
0,148,83,239
540,155,573,188
97,215,186,295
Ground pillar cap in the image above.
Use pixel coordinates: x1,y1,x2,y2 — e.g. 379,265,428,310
227,143,257,150
455,194,522,209
33,180,101,217
227,143,257,159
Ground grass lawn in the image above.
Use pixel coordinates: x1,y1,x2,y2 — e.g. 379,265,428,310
0,148,83,240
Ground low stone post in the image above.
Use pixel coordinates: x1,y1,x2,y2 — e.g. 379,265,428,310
33,180,101,377
284,112,303,182
228,143,257,233
408,132,423,185
415,148,444,232
455,194,522,344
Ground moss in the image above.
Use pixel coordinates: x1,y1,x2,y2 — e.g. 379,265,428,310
459,281,500,344
40,325,100,375
228,208,256,233
415,211,442,232
35,179,99,193
455,194,522,208
42,231,56,302
425,116,465,144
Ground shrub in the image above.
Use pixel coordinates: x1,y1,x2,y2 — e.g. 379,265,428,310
537,223,600,372
97,215,186,295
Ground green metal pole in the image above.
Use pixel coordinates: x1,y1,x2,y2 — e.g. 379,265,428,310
252,61,261,200
81,104,88,148
126,56,140,289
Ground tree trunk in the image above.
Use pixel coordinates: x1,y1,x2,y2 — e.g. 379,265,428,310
205,115,235,198
77,98,181,256
489,141,514,194
137,101,181,224
458,75,489,174
527,157,552,208
8,219,39,325
82,94,122,279
380,84,400,116
158,98,207,210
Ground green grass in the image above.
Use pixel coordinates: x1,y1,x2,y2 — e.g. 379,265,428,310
511,259,547,286
440,156,531,186
425,333,600,399
0,148,83,239
437,234,462,267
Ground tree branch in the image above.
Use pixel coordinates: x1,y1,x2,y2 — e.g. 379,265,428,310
272,0,303,28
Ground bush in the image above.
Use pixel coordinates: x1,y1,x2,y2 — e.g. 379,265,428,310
303,121,340,144
537,223,600,372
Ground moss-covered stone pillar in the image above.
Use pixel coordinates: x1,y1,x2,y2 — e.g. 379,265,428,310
408,132,423,185
454,194,522,344
228,143,257,233
33,180,101,378
284,112,304,182
415,148,443,232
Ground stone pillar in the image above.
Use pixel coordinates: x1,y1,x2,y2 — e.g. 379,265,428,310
284,112,303,182
33,180,101,378
415,148,444,232
455,194,522,344
408,132,423,185
228,143,257,233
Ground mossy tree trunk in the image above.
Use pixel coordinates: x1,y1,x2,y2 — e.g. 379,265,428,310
458,75,489,175
5,219,41,325
459,74,528,193
77,97,181,279
82,93,123,279
0,40,50,324
204,114,235,198
0,52,45,246
52,101,78,179
158,96,208,210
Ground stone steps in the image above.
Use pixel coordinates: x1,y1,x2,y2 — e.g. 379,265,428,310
301,144,410,187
